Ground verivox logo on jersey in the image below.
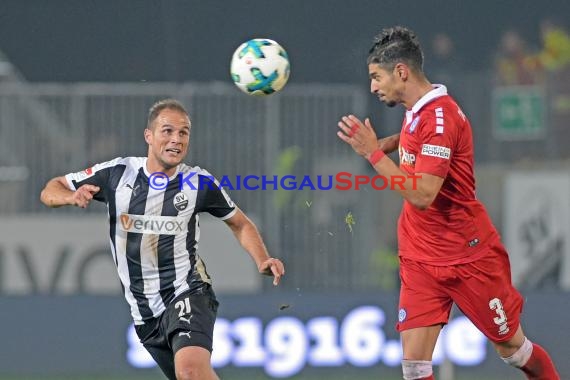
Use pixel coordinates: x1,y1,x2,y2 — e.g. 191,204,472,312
119,213,187,235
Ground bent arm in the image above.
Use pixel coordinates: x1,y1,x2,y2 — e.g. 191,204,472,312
40,176,100,208
378,133,400,154
40,176,75,207
224,208,285,285
369,155,444,210
338,115,443,210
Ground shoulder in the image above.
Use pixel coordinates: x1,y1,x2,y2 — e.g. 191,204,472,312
89,157,143,171
120,157,146,169
423,96,466,121
178,163,214,178
80,157,127,177
418,96,467,135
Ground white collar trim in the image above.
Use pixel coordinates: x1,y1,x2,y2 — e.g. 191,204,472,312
143,157,180,180
411,84,447,114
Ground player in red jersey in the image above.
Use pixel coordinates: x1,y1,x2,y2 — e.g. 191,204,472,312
337,26,559,380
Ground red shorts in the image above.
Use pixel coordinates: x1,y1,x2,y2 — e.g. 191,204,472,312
397,242,524,343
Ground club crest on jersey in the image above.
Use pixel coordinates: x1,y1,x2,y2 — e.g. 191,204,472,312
398,308,407,323
408,116,420,133
173,192,189,211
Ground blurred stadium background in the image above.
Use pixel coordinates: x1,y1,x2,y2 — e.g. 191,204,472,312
1,1,569,379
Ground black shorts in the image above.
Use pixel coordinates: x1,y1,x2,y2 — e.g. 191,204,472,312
134,285,219,380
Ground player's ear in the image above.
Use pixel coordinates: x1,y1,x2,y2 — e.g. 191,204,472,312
144,128,153,145
395,63,408,81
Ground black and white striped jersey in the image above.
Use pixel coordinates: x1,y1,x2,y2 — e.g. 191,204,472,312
65,157,236,324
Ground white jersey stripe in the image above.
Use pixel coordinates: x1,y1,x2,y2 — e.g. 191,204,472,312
141,185,167,316
113,161,145,323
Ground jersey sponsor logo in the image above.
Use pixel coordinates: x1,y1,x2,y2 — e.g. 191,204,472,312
398,308,407,323
119,213,187,235
408,116,420,133
84,167,93,175
399,146,416,167
421,144,451,159
125,183,140,196
173,192,189,211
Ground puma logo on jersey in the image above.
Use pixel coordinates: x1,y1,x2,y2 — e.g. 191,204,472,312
179,315,192,324
125,183,140,195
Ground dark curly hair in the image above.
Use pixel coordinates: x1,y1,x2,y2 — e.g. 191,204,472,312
367,26,424,72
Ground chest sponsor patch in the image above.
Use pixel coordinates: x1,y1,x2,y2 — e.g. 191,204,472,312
119,213,187,235
399,146,416,166
421,144,451,159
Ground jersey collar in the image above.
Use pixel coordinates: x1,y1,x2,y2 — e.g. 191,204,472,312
143,157,181,180
411,84,448,114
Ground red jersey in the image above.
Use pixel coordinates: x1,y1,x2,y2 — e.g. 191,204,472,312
397,85,499,265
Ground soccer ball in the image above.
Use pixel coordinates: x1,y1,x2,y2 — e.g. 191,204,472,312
230,38,290,96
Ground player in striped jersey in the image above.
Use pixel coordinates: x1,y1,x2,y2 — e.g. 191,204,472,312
337,27,559,380
41,98,285,380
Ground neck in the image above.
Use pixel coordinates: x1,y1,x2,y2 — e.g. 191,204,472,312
146,157,178,177
402,77,434,110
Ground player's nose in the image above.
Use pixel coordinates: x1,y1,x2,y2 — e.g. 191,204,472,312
170,133,182,144
370,80,379,94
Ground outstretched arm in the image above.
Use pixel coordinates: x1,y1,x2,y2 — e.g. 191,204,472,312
224,208,285,285
40,176,100,208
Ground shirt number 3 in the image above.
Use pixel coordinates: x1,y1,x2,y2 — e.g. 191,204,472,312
489,297,507,325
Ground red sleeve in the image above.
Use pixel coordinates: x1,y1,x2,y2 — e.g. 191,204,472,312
414,105,457,178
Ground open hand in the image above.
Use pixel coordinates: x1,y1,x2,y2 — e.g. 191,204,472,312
337,115,379,158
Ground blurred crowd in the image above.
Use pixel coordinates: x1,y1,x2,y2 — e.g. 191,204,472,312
494,19,570,86
424,18,570,86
